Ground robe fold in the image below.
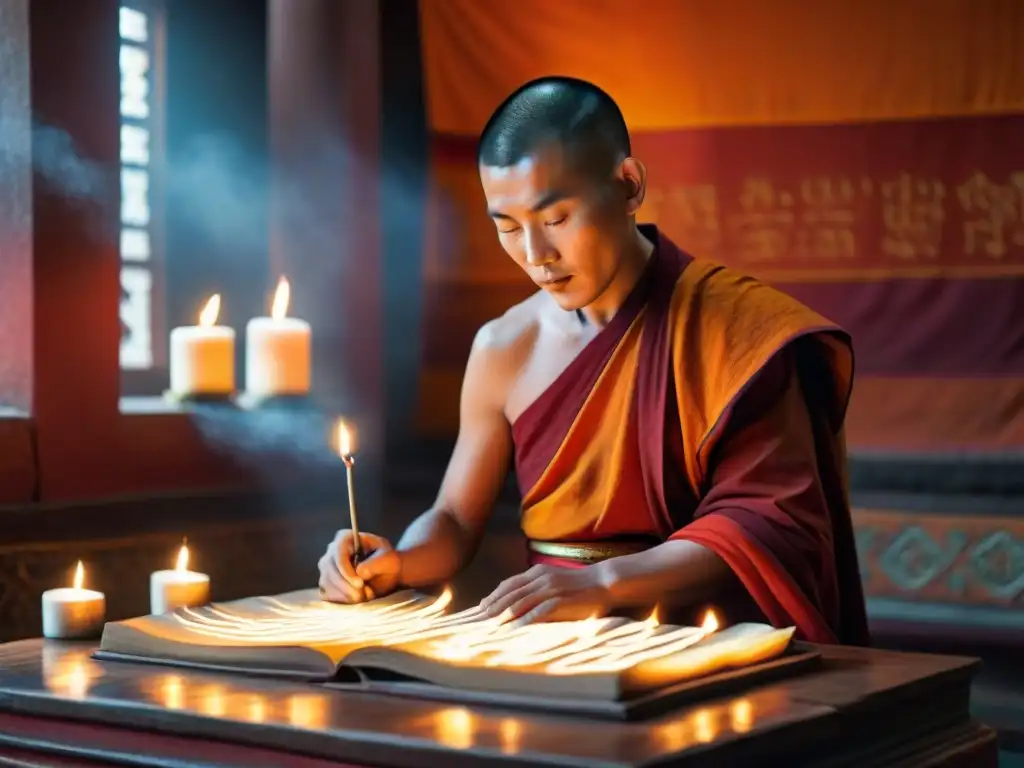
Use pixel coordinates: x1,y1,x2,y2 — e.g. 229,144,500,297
511,225,869,646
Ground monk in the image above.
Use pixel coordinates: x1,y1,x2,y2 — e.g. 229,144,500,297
318,76,870,646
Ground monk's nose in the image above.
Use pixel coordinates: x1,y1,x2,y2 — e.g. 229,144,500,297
523,229,557,266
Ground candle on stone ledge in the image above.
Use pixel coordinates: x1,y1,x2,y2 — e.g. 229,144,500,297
42,561,106,640
169,294,235,399
150,539,211,615
245,277,311,399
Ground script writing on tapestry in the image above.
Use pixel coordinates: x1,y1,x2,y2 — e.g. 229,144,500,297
730,177,867,262
646,171,1024,274
958,172,1024,258
643,185,721,253
881,174,945,259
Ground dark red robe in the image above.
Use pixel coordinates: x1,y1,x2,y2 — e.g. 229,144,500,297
511,225,870,646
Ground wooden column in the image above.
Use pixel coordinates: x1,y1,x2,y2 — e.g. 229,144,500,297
268,0,383,477
0,0,36,503
23,0,122,500
0,0,34,416
380,0,429,453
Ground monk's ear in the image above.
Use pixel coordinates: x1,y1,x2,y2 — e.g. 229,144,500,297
618,157,647,215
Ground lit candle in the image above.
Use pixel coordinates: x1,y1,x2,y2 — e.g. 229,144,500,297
168,294,235,399
244,277,311,399
150,540,211,615
700,609,720,634
334,420,361,559
41,561,106,639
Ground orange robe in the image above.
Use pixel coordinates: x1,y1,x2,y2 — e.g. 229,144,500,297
512,225,869,646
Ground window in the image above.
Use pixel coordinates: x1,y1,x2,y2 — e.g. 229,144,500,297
119,4,165,389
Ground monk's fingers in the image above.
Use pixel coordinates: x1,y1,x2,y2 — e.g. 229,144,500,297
338,532,395,587
355,532,393,553
318,553,365,604
318,556,355,602
480,566,548,611
507,597,561,628
355,548,400,582
333,533,365,588
495,588,552,625
480,580,538,619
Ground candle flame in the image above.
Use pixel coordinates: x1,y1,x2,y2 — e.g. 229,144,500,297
645,606,660,627
73,560,84,590
176,543,190,572
335,419,354,457
270,277,290,320
701,609,719,633
198,294,221,327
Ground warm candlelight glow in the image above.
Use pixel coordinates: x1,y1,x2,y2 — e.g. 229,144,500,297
244,275,310,399
198,294,221,327
335,420,354,456
270,277,290,321
151,539,210,614
701,609,719,633
157,675,186,710
200,685,227,717
498,719,522,754
693,708,718,743
653,721,688,752
169,587,794,686
42,561,105,639
175,542,190,572
246,694,267,723
287,694,328,729
43,647,101,700
435,707,475,750
645,606,660,627
730,698,754,733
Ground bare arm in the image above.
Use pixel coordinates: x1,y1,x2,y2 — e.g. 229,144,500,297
393,325,516,588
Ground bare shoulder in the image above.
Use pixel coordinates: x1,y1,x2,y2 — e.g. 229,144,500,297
471,290,548,366
461,291,547,406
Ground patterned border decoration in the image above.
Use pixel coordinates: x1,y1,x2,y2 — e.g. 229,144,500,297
853,508,1024,606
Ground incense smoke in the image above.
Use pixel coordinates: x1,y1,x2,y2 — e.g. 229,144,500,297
30,123,111,204
3,117,423,472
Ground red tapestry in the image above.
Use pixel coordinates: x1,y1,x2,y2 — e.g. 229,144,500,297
419,116,1024,451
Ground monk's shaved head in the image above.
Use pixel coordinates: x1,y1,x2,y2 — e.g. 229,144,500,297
477,77,648,319
477,77,631,178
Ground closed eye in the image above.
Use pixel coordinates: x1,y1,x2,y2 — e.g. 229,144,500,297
545,216,566,227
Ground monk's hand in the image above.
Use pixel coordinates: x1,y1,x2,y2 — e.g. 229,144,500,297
318,529,401,604
478,564,613,627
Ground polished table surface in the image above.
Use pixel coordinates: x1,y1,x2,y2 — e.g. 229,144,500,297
0,638,998,767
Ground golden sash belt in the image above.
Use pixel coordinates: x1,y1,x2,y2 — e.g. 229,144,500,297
528,539,655,564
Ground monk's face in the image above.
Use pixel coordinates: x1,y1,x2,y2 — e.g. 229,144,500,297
479,144,645,312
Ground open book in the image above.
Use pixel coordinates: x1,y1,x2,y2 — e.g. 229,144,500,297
96,588,805,707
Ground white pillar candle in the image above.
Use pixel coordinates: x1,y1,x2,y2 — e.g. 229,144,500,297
245,277,311,398
42,561,106,640
169,293,236,398
150,541,211,615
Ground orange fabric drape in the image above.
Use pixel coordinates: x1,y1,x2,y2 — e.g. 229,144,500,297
419,0,1024,134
